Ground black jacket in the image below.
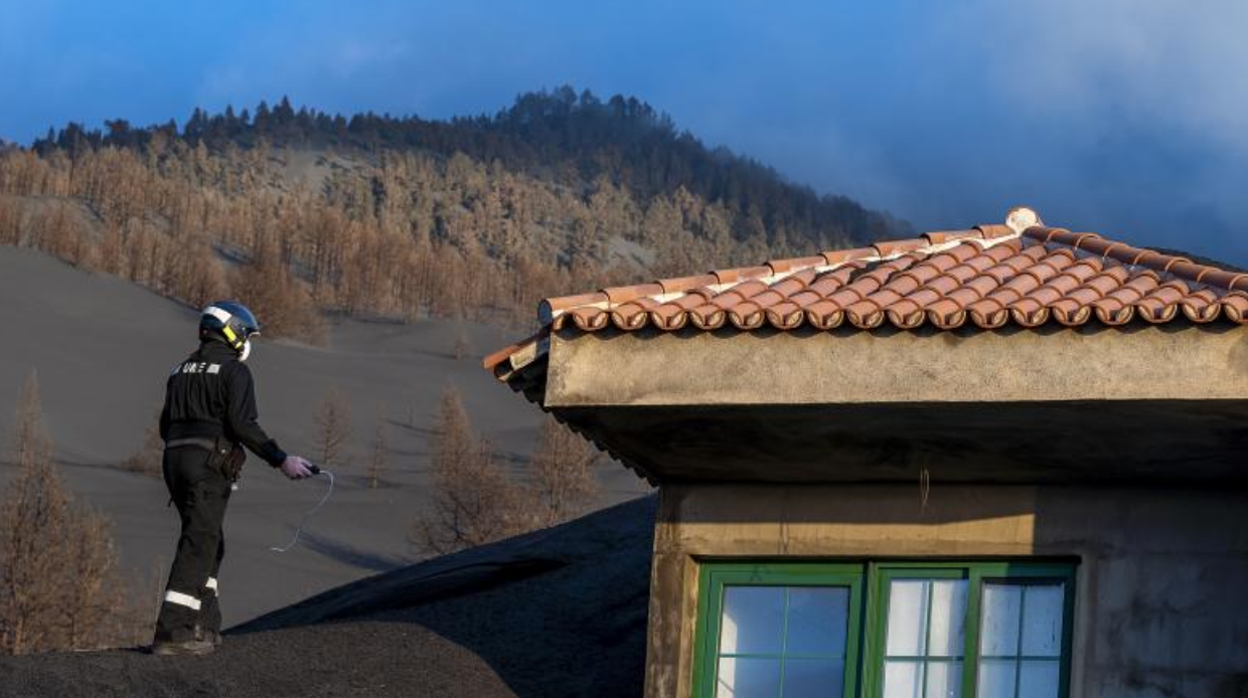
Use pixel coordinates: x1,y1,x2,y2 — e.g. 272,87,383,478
159,341,287,467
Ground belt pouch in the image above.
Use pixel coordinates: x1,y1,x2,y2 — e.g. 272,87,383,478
208,436,246,482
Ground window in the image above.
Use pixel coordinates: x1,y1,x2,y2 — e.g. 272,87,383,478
694,564,865,698
976,581,1067,698
879,576,967,697
694,563,1075,698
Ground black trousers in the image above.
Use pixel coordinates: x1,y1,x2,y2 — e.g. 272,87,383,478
154,445,231,641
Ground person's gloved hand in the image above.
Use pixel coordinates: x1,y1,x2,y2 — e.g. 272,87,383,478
280,455,315,480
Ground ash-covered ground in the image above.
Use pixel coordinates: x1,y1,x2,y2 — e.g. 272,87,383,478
0,246,652,626
0,245,653,621
0,496,657,698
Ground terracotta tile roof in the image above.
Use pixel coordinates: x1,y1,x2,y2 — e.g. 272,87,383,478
485,209,1248,375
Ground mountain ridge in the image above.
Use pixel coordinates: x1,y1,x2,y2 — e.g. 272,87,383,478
30,87,907,252
1,88,908,334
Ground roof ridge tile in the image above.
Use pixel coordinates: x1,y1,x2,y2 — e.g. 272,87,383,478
711,265,772,285
923,229,983,245
602,283,664,306
821,247,877,265
974,223,1017,239
766,255,827,274
871,238,929,257
657,273,719,295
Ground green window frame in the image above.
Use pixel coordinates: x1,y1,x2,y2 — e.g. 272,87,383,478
693,563,866,698
692,561,1076,698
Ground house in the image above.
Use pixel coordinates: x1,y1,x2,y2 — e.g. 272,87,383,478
484,208,1248,698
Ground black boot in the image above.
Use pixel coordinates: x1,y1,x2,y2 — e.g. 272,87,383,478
151,625,215,656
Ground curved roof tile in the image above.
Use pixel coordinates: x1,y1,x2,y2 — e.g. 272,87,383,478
486,217,1248,373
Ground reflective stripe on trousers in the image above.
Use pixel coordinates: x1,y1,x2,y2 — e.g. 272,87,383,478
163,589,202,611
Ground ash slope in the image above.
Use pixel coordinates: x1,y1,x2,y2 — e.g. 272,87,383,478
0,495,657,698
0,246,652,624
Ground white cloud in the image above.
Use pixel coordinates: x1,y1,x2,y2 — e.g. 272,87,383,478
963,0,1248,156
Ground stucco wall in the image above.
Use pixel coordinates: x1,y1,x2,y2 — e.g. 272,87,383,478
547,323,1248,408
645,483,1248,698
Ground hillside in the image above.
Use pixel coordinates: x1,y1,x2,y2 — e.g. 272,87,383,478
0,89,907,335
0,496,657,698
0,246,651,627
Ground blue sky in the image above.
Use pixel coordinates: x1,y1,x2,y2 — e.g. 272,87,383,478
2,0,1245,262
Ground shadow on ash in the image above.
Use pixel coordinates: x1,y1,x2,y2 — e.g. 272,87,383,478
0,496,657,698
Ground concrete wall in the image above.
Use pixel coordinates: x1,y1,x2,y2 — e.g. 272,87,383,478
645,483,1248,698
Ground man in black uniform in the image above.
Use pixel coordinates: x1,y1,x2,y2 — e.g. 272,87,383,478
152,301,314,656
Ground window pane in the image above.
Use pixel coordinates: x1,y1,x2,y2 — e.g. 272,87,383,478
925,661,963,698
716,657,781,698
1021,585,1064,657
886,580,929,656
1018,661,1060,698
928,580,967,657
883,660,922,698
976,658,1016,698
786,587,849,656
980,584,1022,657
721,587,786,655
783,658,845,698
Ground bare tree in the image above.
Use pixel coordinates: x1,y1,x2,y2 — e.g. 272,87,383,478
312,387,352,469
410,385,526,556
367,420,387,489
0,373,60,654
122,406,164,477
0,193,21,246
231,231,324,342
522,416,603,529
111,556,167,649
61,507,122,649
0,372,124,654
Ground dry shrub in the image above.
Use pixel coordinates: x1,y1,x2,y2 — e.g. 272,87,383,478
0,373,126,654
122,407,164,478
452,325,471,361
